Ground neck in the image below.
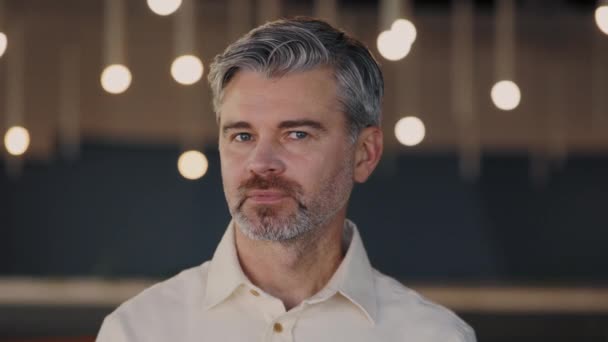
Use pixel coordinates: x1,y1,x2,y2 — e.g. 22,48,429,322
234,212,346,311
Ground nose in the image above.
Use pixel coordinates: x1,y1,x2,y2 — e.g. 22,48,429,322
247,139,286,176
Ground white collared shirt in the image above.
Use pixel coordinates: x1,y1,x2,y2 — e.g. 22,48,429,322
97,220,475,342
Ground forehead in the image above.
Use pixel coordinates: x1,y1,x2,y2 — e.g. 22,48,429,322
219,68,343,125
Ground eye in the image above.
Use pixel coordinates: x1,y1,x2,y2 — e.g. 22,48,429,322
288,131,309,140
234,133,253,142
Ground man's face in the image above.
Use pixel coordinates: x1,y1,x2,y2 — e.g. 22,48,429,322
218,68,355,241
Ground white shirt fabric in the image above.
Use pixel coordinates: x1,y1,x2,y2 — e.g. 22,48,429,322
97,220,476,342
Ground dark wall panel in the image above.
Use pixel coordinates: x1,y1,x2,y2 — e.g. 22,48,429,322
1,142,607,281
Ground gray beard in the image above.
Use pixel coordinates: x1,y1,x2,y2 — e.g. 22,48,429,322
229,147,355,243
233,201,316,241
231,171,352,242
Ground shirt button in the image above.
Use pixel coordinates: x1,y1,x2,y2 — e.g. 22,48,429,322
273,322,283,333
249,289,260,296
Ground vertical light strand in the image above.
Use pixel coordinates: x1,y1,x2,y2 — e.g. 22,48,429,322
257,0,281,26
492,0,520,111
58,46,81,160
4,18,25,177
495,0,514,81
171,0,203,85
101,0,131,94
377,0,416,62
174,0,207,180
379,0,401,31
104,0,124,66
395,0,425,148
546,15,567,173
592,0,608,131
314,0,337,25
174,0,194,58
228,0,252,41
451,0,479,181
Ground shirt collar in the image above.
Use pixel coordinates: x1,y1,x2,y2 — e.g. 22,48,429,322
203,221,250,310
315,219,377,324
203,220,377,324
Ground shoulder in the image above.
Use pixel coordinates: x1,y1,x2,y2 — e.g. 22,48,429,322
116,261,210,315
373,270,476,342
97,262,211,342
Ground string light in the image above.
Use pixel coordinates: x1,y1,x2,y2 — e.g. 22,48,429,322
147,0,182,16
394,116,425,146
100,64,132,94
171,55,204,85
491,80,521,111
178,150,208,180
596,5,608,35
0,32,7,57
377,18,417,61
4,126,30,156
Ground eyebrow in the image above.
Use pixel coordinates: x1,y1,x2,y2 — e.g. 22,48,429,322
278,120,327,132
222,121,252,135
222,119,327,135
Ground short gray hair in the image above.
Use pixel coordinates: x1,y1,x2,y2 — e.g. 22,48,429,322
207,17,384,140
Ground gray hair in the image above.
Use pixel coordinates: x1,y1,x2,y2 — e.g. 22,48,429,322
207,17,384,141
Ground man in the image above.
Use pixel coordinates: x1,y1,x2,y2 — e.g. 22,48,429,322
97,17,475,342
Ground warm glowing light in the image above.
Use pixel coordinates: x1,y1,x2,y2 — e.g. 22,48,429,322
391,19,417,45
4,126,30,156
0,32,7,58
377,18,417,61
491,80,521,111
100,64,132,94
377,30,412,61
171,55,204,85
596,6,608,35
147,0,182,16
394,116,425,146
178,150,208,180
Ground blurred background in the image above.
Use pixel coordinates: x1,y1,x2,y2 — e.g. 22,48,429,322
1,0,608,341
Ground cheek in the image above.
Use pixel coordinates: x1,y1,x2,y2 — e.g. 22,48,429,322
220,153,242,191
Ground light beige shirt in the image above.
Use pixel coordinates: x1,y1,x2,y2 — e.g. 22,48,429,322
97,220,475,342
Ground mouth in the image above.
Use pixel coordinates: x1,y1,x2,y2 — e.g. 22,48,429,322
245,189,290,204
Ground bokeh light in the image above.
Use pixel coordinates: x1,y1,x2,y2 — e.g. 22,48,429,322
491,80,521,111
394,116,426,146
100,64,132,94
147,0,182,16
4,126,30,156
377,18,417,61
171,55,204,85
178,150,208,180
377,30,412,61
0,32,7,58
595,5,608,35
391,19,417,45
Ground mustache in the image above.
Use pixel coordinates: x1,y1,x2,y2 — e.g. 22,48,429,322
237,174,305,208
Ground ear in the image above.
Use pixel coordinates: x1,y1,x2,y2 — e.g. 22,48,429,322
353,126,383,183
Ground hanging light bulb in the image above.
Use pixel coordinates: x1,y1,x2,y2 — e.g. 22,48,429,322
171,55,204,85
178,150,208,180
596,6,608,35
491,80,521,111
4,126,30,156
391,18,417,45
377,18,417,61
147,0,183,16
394,116,426,146
100,64,132,94
0,32,7,58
